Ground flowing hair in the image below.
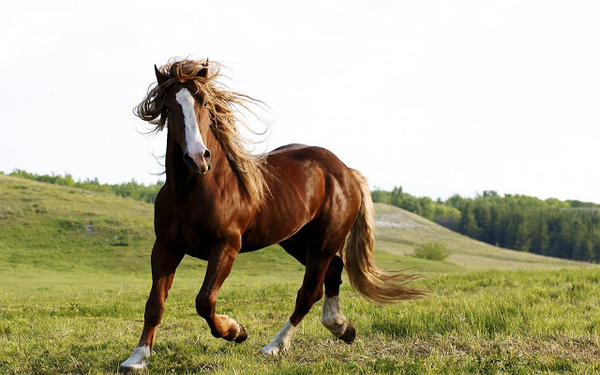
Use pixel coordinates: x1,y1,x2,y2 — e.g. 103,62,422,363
135,58,269,207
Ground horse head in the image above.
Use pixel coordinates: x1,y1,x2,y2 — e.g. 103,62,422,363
136,58,268,204
156,65,213,174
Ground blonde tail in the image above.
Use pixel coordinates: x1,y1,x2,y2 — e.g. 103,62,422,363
341,170,426,304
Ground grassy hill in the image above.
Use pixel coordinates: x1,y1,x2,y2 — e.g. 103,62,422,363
0,174,154,275
0,174,585,277
1,174,599,374
373,203,587,273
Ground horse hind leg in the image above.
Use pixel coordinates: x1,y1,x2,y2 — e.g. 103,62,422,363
262,252,329,355
261,236,315,356
322,255,356,343
263,236,348,355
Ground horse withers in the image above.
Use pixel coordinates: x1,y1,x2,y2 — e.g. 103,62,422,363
120,58,424,371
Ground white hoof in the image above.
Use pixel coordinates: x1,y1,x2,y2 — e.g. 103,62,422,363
120,345,151,371
261,341,285,356
261,320,297,356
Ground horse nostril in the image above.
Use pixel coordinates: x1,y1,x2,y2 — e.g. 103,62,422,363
203,149,211,160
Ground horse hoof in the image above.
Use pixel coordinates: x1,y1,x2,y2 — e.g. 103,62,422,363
339,322,356,344
261,341,285,356
119,365,141,373
234,323,248,343
119,360,147,372
119,346,150,372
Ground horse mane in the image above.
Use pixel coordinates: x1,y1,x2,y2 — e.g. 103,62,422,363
135,58,269,207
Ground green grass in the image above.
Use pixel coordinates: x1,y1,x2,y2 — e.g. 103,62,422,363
1,174,600,374
3,267,600,374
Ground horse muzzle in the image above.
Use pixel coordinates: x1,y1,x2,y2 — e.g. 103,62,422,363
184,149,212,174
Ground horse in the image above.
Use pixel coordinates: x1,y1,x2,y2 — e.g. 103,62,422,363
120,58,424,371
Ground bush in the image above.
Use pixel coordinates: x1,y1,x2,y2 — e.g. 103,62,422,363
413,241,450,261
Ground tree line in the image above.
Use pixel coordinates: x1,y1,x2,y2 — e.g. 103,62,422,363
373,187,600,262
8,170,163,203
371,186,461,229
8,170,600,262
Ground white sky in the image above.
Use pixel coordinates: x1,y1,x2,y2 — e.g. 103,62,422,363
1,0,599,203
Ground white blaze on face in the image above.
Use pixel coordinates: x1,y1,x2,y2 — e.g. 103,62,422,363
175,88,208,156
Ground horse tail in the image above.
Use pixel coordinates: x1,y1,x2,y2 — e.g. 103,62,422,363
341,169,426,304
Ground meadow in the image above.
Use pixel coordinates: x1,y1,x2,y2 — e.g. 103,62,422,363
1,174,599,374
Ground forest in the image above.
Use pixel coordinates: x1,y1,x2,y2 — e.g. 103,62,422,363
7,170,600,262
372,187,600,262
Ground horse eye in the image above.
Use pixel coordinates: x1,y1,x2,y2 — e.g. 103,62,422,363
203,101,209,108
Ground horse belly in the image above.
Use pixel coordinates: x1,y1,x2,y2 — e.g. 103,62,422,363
240,189,320,252
240,211,310,253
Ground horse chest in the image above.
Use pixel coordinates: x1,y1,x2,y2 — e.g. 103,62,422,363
174,204,248,258
175,215,221,258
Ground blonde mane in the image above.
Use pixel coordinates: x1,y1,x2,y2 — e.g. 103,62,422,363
135,58,268,207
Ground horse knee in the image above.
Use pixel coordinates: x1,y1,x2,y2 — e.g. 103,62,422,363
195,292,215,319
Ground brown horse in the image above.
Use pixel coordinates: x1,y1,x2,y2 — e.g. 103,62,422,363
120,58,424,371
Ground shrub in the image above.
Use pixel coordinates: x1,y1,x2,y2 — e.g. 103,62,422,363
413,241,450,261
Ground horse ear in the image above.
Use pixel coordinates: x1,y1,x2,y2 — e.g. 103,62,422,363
154,64,169,85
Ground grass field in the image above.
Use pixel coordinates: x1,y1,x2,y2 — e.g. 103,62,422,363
1,174,600,374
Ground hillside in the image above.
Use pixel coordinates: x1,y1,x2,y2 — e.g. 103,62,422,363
373,203,587,272
0,174,154,275
0,174,588,278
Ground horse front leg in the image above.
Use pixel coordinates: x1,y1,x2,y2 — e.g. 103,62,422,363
120,241,183,371
195,243,248,343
